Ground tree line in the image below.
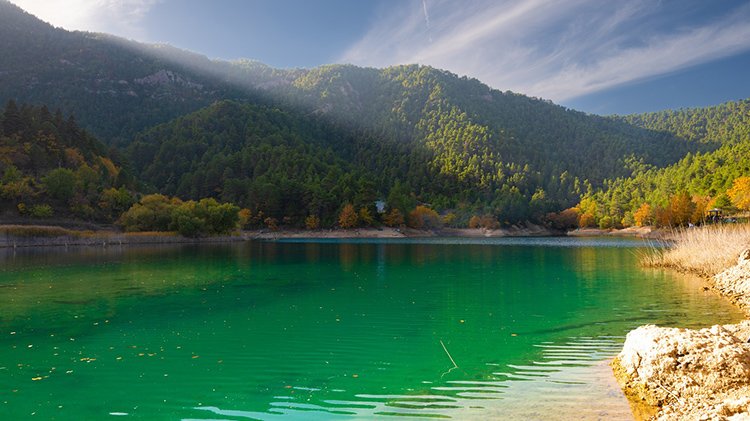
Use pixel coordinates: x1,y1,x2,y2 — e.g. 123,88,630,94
561,99,750,229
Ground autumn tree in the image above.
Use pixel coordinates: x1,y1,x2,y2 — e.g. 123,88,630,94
305,214,320,230
118,194,181,232
383,208,404,227
576,197,598,228
407,205,441,229
238,208,252,228
633,203,652,227
669,191,695,226
358,206,374,226
338,203,359,228
727,176,750,211
691,195,710,224
546,208,579,230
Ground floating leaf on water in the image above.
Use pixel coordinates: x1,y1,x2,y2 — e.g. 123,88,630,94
31,377,42,381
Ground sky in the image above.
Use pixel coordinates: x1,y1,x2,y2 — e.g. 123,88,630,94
10,0,750,115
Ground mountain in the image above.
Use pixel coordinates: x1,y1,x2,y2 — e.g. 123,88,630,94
0,0,257,145
579,99,750,228
0,1,712,226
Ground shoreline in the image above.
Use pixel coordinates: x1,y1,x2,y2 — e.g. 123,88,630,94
612,245,750,419
0,224,563,248
1,222,669,248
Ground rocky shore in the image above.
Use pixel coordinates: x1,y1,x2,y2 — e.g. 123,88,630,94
613,249,750,420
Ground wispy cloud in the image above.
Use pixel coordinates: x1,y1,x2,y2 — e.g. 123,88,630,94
11,0,160,39
339,0,750,102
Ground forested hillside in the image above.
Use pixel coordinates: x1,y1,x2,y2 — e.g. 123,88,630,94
0,1,253,145
573,100,750,228
0,1,721,228
0,101,133,221
128,94,702,227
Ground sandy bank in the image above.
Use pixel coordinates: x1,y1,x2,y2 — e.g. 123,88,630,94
568,226,669,239
247,224,559,240
613,249,750,420
1,223,566,248
248,227,409,239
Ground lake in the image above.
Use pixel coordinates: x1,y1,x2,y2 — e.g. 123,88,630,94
0,237,744,420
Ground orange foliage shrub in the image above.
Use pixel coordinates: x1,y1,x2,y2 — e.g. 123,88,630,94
407,205,441,229
546,208,579,230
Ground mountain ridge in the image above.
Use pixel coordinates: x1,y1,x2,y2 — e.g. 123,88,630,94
0,1,728,226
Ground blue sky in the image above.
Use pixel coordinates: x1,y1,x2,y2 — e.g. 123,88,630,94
11,0,750,115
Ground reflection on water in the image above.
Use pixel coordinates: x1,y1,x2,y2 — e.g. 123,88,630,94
0,238,743,420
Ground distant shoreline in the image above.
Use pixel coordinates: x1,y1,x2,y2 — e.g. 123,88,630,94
0,223,672,249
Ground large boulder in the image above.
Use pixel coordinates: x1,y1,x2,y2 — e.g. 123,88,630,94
613,322,750,420
714,249,750,311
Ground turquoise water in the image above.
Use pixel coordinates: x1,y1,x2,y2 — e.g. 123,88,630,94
0,237,743,420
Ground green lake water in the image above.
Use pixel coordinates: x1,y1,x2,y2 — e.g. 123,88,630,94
0,237,744,420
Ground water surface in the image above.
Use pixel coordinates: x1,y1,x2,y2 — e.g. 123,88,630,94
0,237,743,419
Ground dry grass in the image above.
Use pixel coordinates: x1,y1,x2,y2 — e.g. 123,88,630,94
642,224,750,277
0,225,82,238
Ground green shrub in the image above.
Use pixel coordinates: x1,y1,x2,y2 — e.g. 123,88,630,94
30,204,54,218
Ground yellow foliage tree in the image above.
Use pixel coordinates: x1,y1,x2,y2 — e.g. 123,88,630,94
578,212,597,228
691,195,710,224
338,203,359,228
576,197,598,227
383,208,404,227
669,191,695,226
358,207,374,226
727,176,750,211
468,215,481,229
238,208,252,228
633,203,652,227
305,215,320,230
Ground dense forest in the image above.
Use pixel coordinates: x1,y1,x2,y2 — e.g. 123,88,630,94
0,101,132,221
570,100,750,228
2,1,748,232
0,101,244,236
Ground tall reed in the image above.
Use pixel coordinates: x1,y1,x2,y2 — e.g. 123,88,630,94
642,224,750,277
